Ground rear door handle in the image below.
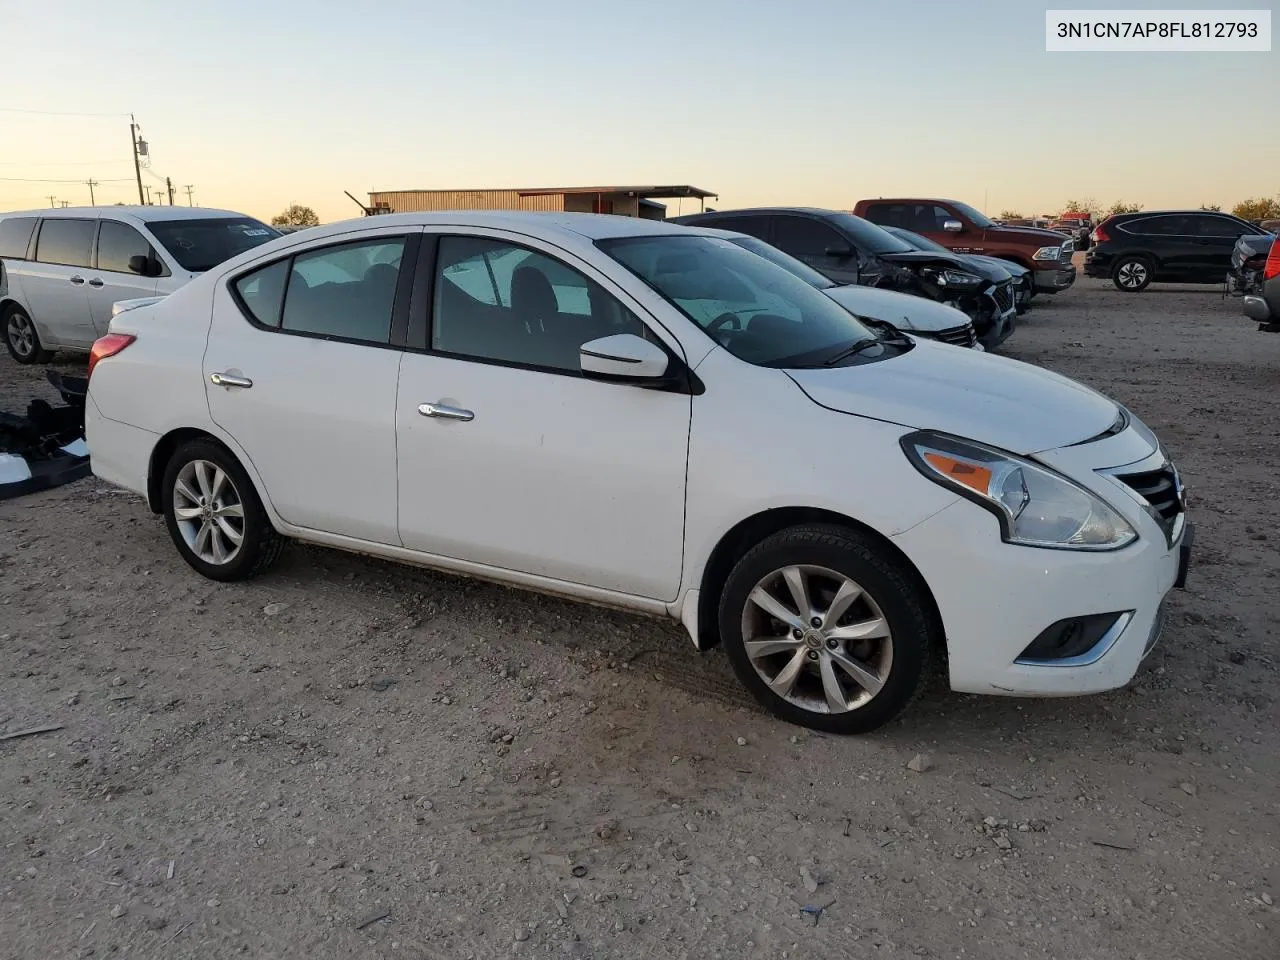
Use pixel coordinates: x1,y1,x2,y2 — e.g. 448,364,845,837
69,275,85,285
210,372,253,389
418,402,473,422
88,278,104,287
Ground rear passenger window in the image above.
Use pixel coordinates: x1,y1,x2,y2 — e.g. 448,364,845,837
234,259,290,327
0,217,38,259
35,219,95,267
433,236,645,372
280,238,405,343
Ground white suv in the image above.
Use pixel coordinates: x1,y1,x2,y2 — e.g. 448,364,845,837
0,206,279,363
85,212,1192,733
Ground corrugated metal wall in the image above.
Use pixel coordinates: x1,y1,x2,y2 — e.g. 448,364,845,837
367,190,565,213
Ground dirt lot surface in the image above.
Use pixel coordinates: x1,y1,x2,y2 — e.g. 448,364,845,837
2,268,1277,960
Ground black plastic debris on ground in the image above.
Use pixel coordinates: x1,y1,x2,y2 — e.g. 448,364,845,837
0,370,91,501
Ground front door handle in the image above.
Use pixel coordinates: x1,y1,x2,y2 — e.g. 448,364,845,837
418,402,473,422
210,372,253,389
69,275,85,285
88,278,104,287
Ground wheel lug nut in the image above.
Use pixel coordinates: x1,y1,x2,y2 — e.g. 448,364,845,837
792,629,803,640
810,617,822,628
826,638,838,650
806,650,819,661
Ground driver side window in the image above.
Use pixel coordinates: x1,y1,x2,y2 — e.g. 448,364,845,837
432,236,646,373
773,217,850,265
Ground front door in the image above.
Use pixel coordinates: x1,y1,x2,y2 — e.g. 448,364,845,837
203,229,416,545
396,232,691,601
23,218,97,347
86,219,161,335
772,215,862,285
1188,214,1252,281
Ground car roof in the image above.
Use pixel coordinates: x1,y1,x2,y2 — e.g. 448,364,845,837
676,207,844,219
281,210,719,246
0,205,257,223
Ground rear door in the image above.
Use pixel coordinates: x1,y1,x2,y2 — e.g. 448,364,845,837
86,219,162,334
204,227,418,544
772,215,860,284
23,218,98,347
1121,215,1195,278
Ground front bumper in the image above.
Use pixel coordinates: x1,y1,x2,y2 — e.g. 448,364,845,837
1032,263,1076,293
891,431,1188,697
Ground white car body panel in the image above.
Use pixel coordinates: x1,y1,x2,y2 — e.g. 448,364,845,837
84,210,1185,708
788,337,1118,455
820,284,971,335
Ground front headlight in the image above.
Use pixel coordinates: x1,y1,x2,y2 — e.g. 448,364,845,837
922,267,984,289
1033,245,1062,261
901,432,1137,550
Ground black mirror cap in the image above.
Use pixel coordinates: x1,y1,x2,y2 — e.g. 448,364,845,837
127,254,161,276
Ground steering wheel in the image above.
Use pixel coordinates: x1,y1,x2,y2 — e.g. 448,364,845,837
708,311,743,334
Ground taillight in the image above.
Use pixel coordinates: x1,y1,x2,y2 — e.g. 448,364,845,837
87,333,135,379
1265,239,1280,281
1091,220,1112,244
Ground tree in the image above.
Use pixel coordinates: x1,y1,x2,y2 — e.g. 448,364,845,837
998,209,1023,219
1106,200,1143,216
1061,198,1090,214
271,204,320,227
1199,203,1221,212
1231,196,1280,222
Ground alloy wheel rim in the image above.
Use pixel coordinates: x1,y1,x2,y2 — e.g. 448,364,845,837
740,564,893,714
1118,262,1147,288
7,314,34,357
173,459,245,565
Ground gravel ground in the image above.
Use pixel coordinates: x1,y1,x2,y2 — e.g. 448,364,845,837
2,266,1277,960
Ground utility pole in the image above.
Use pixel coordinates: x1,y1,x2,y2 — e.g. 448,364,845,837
143,184,152,205
184,185,195,206
130,114,145,205
166,177,175,206
59,201,69,208
47,194,57,208
85,179,98,205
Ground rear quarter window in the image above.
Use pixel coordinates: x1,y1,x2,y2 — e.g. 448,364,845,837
0,217,38,259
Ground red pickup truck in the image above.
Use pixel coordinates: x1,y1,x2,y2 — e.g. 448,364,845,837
853,198,1077,295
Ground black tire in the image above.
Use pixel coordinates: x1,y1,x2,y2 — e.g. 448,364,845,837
161,439,285,581
718,524,937,734
4,304,54,364
1112,256,1153,292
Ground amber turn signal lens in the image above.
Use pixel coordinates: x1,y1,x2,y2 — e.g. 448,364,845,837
922,452,993,495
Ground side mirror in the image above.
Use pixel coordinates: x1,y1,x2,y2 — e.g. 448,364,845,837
824,245,856,260
128,254,161,277
579,334,670,382
942,220,964,233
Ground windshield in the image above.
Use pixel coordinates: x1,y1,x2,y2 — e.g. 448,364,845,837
146,217,280,272
599,235,881,368
949,201,995,229
725,235,835,290
884,227,951,255
824,213,914,254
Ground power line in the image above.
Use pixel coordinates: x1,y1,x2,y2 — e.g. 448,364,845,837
0,106,129,118
0,176,135,183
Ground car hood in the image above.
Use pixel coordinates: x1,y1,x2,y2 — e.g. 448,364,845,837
981,225,1072,246
968,254,1026,278
878,249,975,271
821,284,971,333
786,337,1119,455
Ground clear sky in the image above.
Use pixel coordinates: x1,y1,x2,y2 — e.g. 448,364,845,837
2,0,1276,223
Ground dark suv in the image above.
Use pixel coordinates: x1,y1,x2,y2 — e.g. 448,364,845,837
670,207,1018,346
1085,210,1270,291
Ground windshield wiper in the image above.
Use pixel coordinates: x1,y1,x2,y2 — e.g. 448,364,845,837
822,338,883,366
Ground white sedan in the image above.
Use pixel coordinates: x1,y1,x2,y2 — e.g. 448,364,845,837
85,212,1191,733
